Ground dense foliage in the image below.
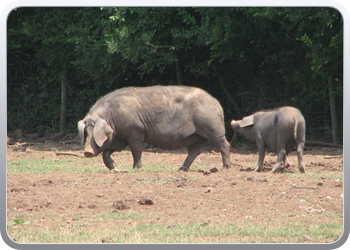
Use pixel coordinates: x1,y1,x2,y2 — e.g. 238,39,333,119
7,7,343,143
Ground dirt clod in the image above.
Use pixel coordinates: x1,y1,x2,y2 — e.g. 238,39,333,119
113,200,130,210
101,237,114,243
138,199,153,205
177,182,186,188
209,167,219,173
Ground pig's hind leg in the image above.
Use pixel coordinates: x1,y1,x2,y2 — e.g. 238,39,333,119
202,129,231,169
177,141,201,172
213,138,231,169
128,139,143,169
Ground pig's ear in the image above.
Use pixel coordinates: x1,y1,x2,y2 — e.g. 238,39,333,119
230,120,239,129
93,119,113,147
240,115,254,127
77,120,86,144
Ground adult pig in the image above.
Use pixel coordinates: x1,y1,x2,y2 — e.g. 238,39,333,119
230,106,305,173
77,86,231,171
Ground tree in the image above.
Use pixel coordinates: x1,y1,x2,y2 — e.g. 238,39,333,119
7,7,125,133
7,7,343,143
247,7,343,143
105,8,204,84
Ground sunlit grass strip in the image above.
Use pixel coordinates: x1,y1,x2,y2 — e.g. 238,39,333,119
95,211,149,220
7,158,102,174
7,158,180,175
8,221,342,243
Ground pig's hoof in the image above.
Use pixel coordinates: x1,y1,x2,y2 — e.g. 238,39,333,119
177,166,189,172
105,164,115,170
132,162,142,169
271,166,282,173
223,163,231,169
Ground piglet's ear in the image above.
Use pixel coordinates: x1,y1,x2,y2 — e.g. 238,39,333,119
93,119,113,147
240,115,254,127
77,120,86,144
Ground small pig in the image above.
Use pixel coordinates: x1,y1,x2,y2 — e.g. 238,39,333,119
77,85,231,171
230,106,305,173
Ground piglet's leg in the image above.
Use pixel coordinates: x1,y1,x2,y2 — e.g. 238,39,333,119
271,148,286,173
255,144,265,172
285,155,290,168
297,142,305,173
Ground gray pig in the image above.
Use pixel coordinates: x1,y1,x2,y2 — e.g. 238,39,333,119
230,106,305,173
77,86,231,171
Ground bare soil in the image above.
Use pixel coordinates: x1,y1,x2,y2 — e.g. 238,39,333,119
7,140,344,243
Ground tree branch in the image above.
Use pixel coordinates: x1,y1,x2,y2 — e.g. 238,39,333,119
145,43,172,53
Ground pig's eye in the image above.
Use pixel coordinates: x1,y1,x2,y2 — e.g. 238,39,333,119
87,120,95,127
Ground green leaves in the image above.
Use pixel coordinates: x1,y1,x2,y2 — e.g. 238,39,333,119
7,7,343,142
7,219,30,227
105,7,204,76
301,33,313,47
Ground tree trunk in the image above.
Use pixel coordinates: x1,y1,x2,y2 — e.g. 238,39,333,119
328,77,338,144
175,51,184,85
60,72,68,133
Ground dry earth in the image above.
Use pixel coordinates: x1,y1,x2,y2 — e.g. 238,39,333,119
6,139,344,243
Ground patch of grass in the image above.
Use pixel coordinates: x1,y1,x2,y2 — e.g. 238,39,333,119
7,157,193,175
326,175,343,180
7,157,192,176
304,171,343,181
7,221,342,243
323,213,343,219
95,211,149,220
7,158,103,174
7,219,30,227
127,164,177,173
7,214,31,228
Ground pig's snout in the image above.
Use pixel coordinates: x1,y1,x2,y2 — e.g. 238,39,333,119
84,151,95,158
83,141,97,158
230,120,236,127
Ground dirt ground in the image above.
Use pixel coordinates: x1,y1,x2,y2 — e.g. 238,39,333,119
6,139,344,243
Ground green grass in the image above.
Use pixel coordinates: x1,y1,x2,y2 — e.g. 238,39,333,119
95,211,149,220
7,156,189,175
7,158,180,175
7,221,343,243
126,164,178,173
7,211,343,243
7,158,103,174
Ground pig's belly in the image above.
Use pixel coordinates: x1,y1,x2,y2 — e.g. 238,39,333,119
146,133,203,149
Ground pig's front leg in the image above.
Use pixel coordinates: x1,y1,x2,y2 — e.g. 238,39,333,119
102,149,115,170
255,141,266,172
